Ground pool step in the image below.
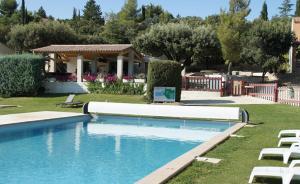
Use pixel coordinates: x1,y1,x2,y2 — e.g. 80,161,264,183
195,157,222,164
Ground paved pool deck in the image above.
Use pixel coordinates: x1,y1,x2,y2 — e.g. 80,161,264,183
0,111,87,126
181,91,275,105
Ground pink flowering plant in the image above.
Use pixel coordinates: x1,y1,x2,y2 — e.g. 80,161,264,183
104,74,117,83
83,73,97,82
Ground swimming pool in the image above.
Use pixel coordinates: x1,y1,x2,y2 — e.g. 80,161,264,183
0,115,234,184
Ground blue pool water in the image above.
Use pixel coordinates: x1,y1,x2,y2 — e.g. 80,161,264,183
0,115,233,184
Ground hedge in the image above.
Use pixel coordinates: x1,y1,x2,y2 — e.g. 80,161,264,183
147,60,182,102
88,81,145,95
0,54,44,97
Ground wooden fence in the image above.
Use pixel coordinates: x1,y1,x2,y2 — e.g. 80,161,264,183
182,76,223,95
246,82,278,102
278,87,300,107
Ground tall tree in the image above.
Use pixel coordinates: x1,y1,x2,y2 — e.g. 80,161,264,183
0,0,18,16
295,0,300,16
134,23,222,68
229,0,251,15
279,0,294,17
241,20,293,80
36,6,46,18
260,1,268,21
217,11,248,73
118,0,138,21
72,7,77,20
21,0,25,24
83,0,104,25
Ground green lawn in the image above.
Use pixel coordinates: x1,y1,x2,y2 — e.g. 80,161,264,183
0,94,145,115
169,104,300,184
1,95,300,183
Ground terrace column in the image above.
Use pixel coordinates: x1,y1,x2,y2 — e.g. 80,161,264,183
128,51,134,76
77,55,83,82
49,53,57,73
117,55,124,79
91,60,97,74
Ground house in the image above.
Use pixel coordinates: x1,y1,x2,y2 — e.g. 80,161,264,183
32,44,146,93
0,43,14,55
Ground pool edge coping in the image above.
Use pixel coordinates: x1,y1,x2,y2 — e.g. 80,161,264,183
0,111,89,127
136,122,246,184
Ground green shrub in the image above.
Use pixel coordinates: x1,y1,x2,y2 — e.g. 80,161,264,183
147,60,182,102
0,54,44,97
88,81,145,95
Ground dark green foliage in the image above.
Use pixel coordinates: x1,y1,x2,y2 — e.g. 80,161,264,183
0,0,18,16
83,0,104,25
217,11,248,66
134,23,222,67
296,0,300,16
72,7,77,20
260,1,268,21
7,21,78,51
146,60,182,102
279,0,294,17
21,0,25,24
241,20,294,79
36,6,46,18
0,54,44,97
88,81,144,95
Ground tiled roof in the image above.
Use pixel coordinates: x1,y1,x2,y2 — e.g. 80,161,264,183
32,44,133,53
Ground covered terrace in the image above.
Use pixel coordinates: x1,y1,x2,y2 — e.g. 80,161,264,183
32,44,145,82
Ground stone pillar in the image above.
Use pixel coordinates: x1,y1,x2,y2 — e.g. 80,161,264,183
77,55,83,82
49,53,57,73
128,51,134,76
91,60,97,74
117,55,124,79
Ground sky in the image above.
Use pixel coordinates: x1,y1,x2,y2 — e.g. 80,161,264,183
16,0,297,20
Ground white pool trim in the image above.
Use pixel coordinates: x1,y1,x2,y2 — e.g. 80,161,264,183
136,123,246,184
0,111,88,126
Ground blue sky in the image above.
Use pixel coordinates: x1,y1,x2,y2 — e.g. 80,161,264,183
17,0,297,20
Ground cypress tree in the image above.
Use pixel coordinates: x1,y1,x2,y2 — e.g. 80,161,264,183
296,0,300,16
260,1,268,21
21,0,25,25
72,7,77,20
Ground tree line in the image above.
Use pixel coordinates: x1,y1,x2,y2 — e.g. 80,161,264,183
0,0,299,75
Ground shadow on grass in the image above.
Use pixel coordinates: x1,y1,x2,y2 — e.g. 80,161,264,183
255,178,282,184
182,100,235,105
248,122,265,126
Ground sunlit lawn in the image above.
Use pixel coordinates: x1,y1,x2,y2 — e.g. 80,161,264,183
0,94,145,115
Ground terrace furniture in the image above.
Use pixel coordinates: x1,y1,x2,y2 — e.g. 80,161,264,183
279,130,300,138
249,160,300,184
258,143,300,164
56,94,83,108
278,137,300,147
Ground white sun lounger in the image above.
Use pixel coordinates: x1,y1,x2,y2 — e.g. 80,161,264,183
259,143,300,164
278,137,300,147
278,130,300,138
249,160,300,184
